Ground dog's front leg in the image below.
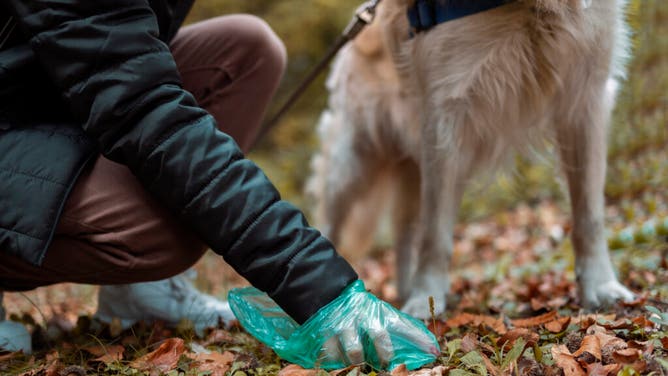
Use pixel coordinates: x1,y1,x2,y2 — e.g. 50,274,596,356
557,79,635,308
401,112,468,319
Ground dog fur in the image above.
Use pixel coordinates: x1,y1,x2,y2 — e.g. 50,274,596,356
308,0,635,318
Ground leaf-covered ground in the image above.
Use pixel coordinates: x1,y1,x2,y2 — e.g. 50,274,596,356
2,1,667,375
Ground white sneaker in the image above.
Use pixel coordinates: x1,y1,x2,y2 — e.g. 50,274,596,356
0,292,32,354
94,272,235,336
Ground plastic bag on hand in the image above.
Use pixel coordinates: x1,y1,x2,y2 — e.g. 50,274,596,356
228,280,439,371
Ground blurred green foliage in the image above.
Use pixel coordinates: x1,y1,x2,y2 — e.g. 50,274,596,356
187,0,667,224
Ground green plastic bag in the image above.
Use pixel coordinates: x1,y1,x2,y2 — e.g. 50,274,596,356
228,280,439,371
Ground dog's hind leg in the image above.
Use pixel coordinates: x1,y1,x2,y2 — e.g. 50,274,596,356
401,110,470,319
390,160,421,303
556,78,635,308
315,145,386,258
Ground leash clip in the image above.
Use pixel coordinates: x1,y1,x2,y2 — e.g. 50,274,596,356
343,0,382,40
357,0,381,24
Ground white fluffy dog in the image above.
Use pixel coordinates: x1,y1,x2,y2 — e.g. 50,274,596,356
308,0,635,318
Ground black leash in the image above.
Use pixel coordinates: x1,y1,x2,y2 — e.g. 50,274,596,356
252,0,382,149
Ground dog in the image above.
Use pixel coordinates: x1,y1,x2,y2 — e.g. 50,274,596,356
307,0,636,319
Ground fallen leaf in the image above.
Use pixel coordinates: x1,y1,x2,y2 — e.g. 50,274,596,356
619,293,648,307
572,335,602,362
445,313,507,334
329,365,360,376
578,316,597,330
545,316,571,333
42,351,62,376
203,329,237,346
391,364,408,376
427,320,448,338
121,335,140,347
461,333,479,353
279,364,318,376
0,351,22,362
530,297,547,311
517,358,542,376
130,338,185,376
480,352,500,376
574,314,616,330
660,337,668,349
631,316,656,330
82,344,124,363
627,340,653,354
551,344,586,376
585,363,621,376
612,348,642,364
188,350,235,376
408,365,447,376
546,297,570,310
497,328,539,348
598,319,633,330
511,311,557,328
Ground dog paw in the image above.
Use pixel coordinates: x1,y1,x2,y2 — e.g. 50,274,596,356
400,292,446,320
579,279,635,309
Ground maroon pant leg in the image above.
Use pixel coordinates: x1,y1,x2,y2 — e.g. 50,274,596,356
0,15,286,290
171,15,287,153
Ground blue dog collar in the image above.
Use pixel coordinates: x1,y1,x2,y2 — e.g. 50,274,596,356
408,0,516,34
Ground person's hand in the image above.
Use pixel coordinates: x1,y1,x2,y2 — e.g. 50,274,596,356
229,280,440,371
315,283,440,370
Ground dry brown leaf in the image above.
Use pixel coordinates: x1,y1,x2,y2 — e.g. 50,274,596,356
598,319,633,330
83,344,124,363
660,337,668,349
39,351,62,376
427,320,448,338
619,293,648,307
480,352,500,376
120,335,140,347
329,365,359,376
612,348,642,364
530,297,546,311
391,364,408,376
627,340,653,354
584,363,621,376
45,360,62,376
408,365,447,376
188,350,235,376
461,333,479,353
596,334,626,351
445,313,476,327
278,364,319,376
497,328,539,348
628,361,648,374
511,311,557,328
545,316,571,333
572,335,602,362
546,297,570,310
574,314,616,330
0,351,22,362
130,338,185,376
631,316,655,330
550,344,586,376
203,329,237,346
445,313,507,334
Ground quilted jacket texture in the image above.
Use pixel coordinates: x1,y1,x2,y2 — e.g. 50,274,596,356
0,0,357,323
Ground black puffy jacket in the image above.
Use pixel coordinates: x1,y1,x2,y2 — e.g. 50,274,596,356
0,0,357,323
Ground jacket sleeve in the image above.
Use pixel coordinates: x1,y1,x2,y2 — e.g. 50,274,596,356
5,0,358,323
